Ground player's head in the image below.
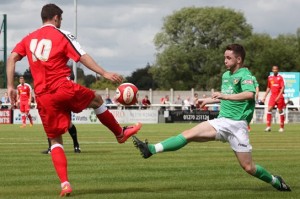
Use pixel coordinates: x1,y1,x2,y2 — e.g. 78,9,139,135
272,65,279,76
224,44,246,70
41,4,63,28
19,76,25,84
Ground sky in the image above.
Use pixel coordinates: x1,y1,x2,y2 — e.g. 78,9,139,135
1,0,300,76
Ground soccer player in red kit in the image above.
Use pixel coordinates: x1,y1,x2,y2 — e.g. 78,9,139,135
262,66,285,132
7,4,142,197
17,76,33,127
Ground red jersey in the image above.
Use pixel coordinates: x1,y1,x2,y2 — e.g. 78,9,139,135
12,24,86,95
267,74,285,97
17,83,32,102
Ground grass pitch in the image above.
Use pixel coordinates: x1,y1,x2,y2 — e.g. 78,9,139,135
0,123,299,199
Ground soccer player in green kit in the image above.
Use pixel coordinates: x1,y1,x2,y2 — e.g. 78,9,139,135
133,44,291,191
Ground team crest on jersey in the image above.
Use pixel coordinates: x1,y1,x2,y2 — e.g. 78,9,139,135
67,34,76,41
233,78,240,84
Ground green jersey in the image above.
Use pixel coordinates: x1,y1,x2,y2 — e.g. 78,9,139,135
218,67,256,123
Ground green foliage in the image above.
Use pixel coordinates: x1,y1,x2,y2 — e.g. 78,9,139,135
0,123,299,198
151,7,252,90
89,76,118,90
242,33,300,90
126,63,158,90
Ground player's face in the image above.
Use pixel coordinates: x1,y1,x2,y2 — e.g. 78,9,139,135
224,50,240,70
272,66,279,76
19,78,24,84
54,15,62,28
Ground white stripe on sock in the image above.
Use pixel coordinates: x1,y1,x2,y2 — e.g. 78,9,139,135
154,143,164,153
94,104,107,115
51,143,64,151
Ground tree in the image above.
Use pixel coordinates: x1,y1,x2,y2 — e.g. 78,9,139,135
89,76,118,90
151,7,252,90
242,33,300,90
126,63,158,90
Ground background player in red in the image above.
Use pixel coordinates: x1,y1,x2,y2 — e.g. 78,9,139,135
262,65,285,132
17,76,33,127
7,3,142,197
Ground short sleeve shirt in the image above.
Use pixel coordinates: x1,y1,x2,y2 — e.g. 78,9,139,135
17,83,32,102
267,74,285,98
218,68,256,123
12,24,86,95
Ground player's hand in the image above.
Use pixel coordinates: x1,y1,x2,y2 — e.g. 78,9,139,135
198,98,209,108
7,87,16,107
261,98,265,103
103,72,123,83
212,92,225,100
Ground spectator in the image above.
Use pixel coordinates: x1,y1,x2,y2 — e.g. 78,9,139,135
160,95,170,105
183,96,192,111
192,93,200,110
174,95,183,110
1,92,10,109
141,95,151,109
105,94,113,104
286,98,298,111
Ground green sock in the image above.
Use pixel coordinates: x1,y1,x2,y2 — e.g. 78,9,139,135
148,134,187,154
253,165,280,189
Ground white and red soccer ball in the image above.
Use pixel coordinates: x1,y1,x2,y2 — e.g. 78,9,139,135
115,83,139,105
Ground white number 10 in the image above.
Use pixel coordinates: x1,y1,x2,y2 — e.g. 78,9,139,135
30,39,52,62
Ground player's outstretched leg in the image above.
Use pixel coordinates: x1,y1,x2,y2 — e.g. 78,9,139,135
253,165,291,191
274,175,291,191
132,136,152,159
117,123,142,144
95,104,142,143
132,134,187,158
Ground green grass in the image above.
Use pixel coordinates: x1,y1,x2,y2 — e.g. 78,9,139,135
0,123,299,198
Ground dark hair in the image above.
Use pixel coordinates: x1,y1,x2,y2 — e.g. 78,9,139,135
41,4,63,23
226,44,246,63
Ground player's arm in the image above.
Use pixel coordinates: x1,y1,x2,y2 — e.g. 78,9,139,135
275,85,285,102
79,54,122,83
212,91,254,101
7,52,22,105
255,86,259,102
28,85,33,106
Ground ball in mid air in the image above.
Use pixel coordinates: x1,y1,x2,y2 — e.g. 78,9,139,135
115,83,139,105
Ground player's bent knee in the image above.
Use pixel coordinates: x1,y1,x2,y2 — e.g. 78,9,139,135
89,94,104,109
242,164,255,175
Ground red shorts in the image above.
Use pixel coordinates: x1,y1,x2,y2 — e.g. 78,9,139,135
19,101,30,113
268,96,286,110
36,81,95,138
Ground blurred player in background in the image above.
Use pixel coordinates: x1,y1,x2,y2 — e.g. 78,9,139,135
7,3,141,197
133,44,291,192
17,76,33,127
262,66,285,132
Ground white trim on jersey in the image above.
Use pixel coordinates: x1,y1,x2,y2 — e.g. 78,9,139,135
59,29,86,56
17,83,33,92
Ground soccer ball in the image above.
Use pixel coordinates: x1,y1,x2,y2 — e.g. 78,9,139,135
115,83,139,105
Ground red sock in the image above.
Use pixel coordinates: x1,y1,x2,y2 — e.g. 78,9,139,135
22,115,26,124
266,112,272,127
280,113,285,128
27,114,33,124
96,110,122,137
51,144,68,183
